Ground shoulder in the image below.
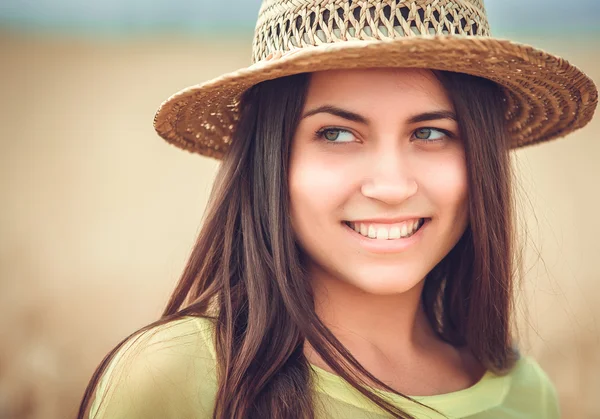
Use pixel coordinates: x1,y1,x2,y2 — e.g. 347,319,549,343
503,355,560,418
89,316,218,419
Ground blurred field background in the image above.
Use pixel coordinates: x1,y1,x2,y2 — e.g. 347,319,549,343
0,0,599,418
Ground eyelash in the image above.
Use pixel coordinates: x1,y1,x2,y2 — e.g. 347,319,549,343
314,127,454,145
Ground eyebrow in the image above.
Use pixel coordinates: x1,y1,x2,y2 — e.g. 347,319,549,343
302,105,369,124
407,110,457,124
301,105,457,125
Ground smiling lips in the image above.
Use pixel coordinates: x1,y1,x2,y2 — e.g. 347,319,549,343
344,218,425,240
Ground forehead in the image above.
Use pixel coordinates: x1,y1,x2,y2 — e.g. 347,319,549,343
305,68,453,110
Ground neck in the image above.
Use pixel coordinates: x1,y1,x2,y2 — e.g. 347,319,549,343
305,264,439,370
303,263,488,395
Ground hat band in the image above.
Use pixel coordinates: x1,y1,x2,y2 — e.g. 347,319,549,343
252,0,491,63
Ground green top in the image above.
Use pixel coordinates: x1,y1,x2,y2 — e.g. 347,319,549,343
90,316,560,419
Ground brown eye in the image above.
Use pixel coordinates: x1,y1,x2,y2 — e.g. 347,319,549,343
413,128,446,142
415,128,432,139
317,128,355,143
324,129,340,141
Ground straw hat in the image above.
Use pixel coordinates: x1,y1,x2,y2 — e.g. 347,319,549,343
153,0,598,159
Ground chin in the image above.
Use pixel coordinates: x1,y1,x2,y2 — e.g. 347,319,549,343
340,266,426,296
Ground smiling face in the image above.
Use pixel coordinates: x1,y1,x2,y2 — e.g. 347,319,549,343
289,68,470,295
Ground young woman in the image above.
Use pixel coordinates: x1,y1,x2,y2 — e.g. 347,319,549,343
79,1,597,418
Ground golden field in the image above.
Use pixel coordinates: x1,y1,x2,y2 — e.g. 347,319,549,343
0,32,598,418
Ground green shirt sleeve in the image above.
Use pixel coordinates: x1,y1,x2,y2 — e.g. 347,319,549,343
489,356,561,419
89,317,218,419
530,358,561,419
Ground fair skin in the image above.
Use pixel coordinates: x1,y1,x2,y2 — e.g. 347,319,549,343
289,68,485,396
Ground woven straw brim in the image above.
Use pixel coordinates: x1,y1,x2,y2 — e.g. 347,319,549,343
153,36,597,159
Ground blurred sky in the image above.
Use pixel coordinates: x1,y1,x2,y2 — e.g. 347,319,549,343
1,0,599,37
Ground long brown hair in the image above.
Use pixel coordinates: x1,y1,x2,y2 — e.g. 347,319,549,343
79,70,519,419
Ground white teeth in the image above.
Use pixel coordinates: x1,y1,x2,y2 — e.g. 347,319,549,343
346,218,425,240
376,227,388,240
389,226,401,239
368,225,377,238
360,223,368,236
400,223,408,237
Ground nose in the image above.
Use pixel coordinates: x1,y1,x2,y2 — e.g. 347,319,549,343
360,151,418,205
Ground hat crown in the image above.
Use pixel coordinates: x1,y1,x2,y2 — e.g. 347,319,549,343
252,0,491,63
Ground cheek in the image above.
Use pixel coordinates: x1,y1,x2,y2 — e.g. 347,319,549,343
419,151,469,223
288,151,355,243
290,156,342,220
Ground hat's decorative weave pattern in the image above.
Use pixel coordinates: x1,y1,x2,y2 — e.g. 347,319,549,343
153,0,598,159
253,0,490,62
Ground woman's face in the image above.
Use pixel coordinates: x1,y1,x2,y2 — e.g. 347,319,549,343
289,68,469,295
